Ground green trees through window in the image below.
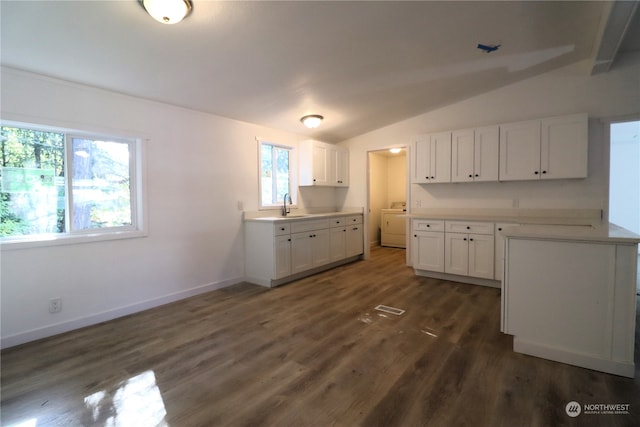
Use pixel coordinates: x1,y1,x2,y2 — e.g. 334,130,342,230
1,125,135,239
260,142,292,207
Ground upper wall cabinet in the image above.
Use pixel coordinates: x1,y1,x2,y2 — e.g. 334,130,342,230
411,131,451,184
299,140,349,187
451,125,499,183
499,113,588,181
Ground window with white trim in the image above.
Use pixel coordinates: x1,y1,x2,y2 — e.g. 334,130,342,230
0,124,143,245
259,141,295,208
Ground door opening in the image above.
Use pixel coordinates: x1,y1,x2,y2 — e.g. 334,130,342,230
367,147,409,263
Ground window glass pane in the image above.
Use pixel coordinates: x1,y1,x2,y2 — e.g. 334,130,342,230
71,138,132,230
261,143,273,206
260,142,292,207
274,147,290,203
0,126,65,237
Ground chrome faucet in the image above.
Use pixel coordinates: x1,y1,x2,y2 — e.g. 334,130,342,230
282,193,292,216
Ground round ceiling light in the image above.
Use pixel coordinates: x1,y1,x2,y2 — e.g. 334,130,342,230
300,115,324,129
141,0,193,25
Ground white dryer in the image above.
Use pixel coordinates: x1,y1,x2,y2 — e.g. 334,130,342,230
381,202,406,248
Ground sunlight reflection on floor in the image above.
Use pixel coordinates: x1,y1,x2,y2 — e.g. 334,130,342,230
83,370,168,426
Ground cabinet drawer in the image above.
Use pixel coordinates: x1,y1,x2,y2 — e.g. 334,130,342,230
330,217,345,227
274,223,291,236
345,215,363,225
445,221,494,235
291,219,331,233
413,219,445,232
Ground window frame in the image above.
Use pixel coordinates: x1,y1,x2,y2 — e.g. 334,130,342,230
258,139,297,210
0,121,146,250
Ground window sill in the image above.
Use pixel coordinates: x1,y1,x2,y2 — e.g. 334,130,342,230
0,229,148,251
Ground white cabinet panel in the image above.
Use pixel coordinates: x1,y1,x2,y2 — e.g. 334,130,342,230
413,231,445,272
445,233,469,276
451,126,498,183
468,234,494,279
346,224,364,258
274,235,292,279
499,120,541,181
299,140,349,187
330,227,347,262
540,113,588,179
411,132,451,183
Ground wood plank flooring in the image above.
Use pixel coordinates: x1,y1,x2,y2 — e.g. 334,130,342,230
2,246,639,426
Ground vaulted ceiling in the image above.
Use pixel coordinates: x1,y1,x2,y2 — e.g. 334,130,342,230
1,1,638,142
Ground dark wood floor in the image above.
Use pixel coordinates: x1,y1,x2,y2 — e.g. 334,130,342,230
2,247,639,426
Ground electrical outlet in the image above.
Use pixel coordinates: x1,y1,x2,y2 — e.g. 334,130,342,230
512,199,519,208
49,298,62,313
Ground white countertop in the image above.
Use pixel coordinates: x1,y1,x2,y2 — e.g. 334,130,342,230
244,209,363,222
501,223,640,244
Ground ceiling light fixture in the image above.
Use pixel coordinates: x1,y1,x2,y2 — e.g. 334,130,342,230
140,0,193,25
389,148,402,154
300,115,323,129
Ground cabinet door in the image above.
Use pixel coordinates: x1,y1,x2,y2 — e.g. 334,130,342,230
430,132,452,183
311,228,331,267
291,232,313,274
474,125,499,182
274,235,292,279
311,143,330,185
494,223,517,281
451,129,475,182
330,227,347,262
346,224,364,257
411,137,431,183
468,234,494,279
334,147,349,186
499,120,541,181
445,233,469,275
540,114,588,179
413,231,445,272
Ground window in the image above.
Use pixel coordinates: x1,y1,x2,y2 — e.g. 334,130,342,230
259,141,295,208
1,124,143,246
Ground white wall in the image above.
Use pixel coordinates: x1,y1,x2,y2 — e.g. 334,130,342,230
368,152,387,245
339,60,640,217
0,68,335,347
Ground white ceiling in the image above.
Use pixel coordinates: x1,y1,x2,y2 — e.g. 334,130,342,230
1,1,638,142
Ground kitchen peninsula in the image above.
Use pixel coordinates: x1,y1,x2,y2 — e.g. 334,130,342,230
501,223,639,378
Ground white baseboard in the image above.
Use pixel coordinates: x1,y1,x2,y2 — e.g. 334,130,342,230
513,337,635,378
0,277,242,349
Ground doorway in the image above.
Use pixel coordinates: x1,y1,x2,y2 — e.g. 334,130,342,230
609,119,640,293
367,147,409,262
609,120,640,234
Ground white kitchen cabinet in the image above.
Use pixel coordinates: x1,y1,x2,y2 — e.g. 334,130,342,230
346,219,364,258
444,221,494,279
445,232,494,279
299,140,349,187
540,113,588,179
274,234,292,279
451,126,499,183
411,132,451,184
244,222,292,286
245,214,363,287
499,114,588,181
412,220,445,272
330,221,347,262
291,228,330,274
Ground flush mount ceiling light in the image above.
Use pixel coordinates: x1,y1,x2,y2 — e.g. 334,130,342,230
140,0,193,25
389,148,402,154
300,115,323,129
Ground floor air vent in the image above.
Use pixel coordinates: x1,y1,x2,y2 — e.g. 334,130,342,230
374,305,405,316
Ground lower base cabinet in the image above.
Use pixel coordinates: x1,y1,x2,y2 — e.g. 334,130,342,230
245,214,363,287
